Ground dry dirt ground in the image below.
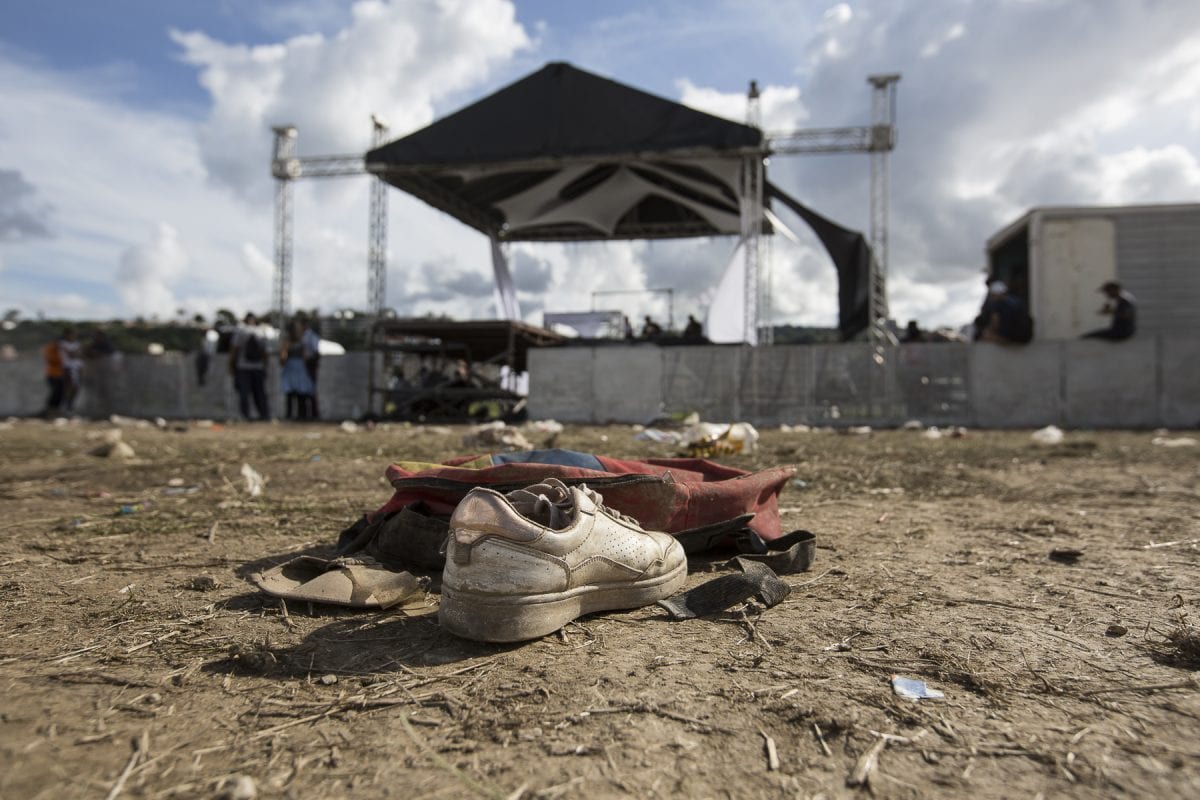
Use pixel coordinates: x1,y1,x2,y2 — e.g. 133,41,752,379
2,419,1199,799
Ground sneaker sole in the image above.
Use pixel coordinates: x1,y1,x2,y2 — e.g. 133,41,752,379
439,560,687,643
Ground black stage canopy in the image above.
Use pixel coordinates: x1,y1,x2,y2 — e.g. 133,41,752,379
367,61,871,338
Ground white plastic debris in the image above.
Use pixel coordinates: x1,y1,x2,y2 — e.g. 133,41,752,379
1031,425,1064,445
524,419,564,434
88,429,135,458
922,426,944,440
901,419,924,431
779,423,812,433
462,422,533,452
1152,436,1197,447
339,420,360,433
891,675,944,700
240,463,265,497
681,421,759,455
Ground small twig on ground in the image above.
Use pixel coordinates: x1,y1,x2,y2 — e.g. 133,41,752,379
1021,649,1059,693
1056,583,1146,602
104,729,148,800
788,567,835,590
846,736,887,787
759,729,781,770
206,522,218,545
1080,677,1197,697
399,713,509,800
584,704,738,735
813,723,833,757
1141,538,1200,550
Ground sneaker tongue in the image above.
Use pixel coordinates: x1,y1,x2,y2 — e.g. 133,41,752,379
506,479,573,529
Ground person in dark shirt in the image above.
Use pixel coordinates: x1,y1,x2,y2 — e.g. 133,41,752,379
1083,280,1137,340
978,281,1032,344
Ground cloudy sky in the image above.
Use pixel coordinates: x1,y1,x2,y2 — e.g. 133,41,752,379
2,0,1198,333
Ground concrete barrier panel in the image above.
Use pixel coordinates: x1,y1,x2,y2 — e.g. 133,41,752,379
528,347,596,422
894,343,971,425
741,346,816,425
592,346,662,423
0,357,47,416
1160,336,1200,428
970,343,1062,428
662,346,742,421
1064,338,1158,428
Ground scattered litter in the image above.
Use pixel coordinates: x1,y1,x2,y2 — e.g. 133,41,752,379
108,414,150,428
791,479,809,489
88,429,136,459
682,422,759,457
462,422,534,452
524,419,564,434
193,419,215,428
635,428,682,444
845,425,872,436
339,420,360,434
1152,436,1197,448
219,774,257,800
1031,425,1064,445
891,675,944,700
1105,624,1128,637
241,463,265,497
186,575,222,591
922,426,944,440
1049,547,1083,564
118,503,149,515
168,477,184,487
319,674,338,686
901,419,924,431
162,485,200,496
779,423,812,433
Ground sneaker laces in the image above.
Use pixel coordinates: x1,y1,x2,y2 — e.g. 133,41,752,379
575,482,642,528
507,479,642,530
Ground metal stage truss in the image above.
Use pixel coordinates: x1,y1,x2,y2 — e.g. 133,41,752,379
269,73,898,341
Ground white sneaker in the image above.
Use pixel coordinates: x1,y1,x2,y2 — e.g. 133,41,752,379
440,478,687,642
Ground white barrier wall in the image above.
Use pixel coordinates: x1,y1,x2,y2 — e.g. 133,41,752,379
0,353,374,421
528,336,1200,429
3,339,1197,428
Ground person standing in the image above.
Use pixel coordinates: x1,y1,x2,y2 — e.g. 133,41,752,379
1083,280,1137,340
229,313,271,421
280,319,315,420
301,318,322,419
58,328,83,413
41,331,66,418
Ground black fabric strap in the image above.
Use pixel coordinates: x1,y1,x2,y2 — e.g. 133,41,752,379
657,529,816,620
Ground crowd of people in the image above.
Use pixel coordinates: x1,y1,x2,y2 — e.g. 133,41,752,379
39,314,323,422
226,313,322,422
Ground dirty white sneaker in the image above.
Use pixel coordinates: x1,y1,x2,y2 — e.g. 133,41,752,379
439,478,687,642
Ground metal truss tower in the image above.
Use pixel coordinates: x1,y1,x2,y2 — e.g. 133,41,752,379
765,73,900,347
742,80,766,345
270,126,298,322
269,123,380,322
367,116,389,316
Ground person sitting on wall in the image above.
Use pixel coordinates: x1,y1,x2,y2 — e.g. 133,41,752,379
977,281,1033,344
901,320,925,343
682,314,704,341
1082,280,1136,340
640,315,663,338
